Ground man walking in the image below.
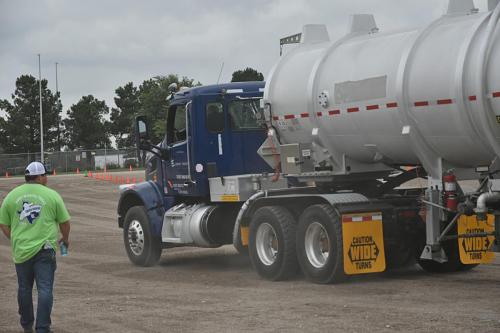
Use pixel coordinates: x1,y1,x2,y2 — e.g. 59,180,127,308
0,162,70,333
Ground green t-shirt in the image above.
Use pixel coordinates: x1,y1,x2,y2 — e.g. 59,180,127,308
0,183,70,264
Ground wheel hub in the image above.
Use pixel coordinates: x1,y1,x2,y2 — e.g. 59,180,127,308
128,220,145,256
305,222,330,268
256,222,278,266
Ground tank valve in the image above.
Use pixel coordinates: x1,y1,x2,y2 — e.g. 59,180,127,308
443,172,458,211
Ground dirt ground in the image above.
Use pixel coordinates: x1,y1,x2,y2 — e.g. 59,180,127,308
0,173,499,333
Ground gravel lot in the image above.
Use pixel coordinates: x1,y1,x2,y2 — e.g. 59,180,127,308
0,173,499,333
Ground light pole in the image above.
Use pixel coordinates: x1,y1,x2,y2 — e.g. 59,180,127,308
55,62,59,94
38,54,44,162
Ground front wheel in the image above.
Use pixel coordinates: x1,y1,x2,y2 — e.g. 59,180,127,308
248,206,298,281
296,204,345,284
123,206,162,266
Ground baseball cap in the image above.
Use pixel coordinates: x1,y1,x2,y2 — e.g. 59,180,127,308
25,162,47,176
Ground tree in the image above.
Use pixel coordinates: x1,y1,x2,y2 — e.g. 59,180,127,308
64,95,110,150
231,67,264,82
0,75,62,154
138,74,200,143
109,82,140,148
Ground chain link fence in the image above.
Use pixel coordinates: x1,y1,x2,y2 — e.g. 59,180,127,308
0,148,140,176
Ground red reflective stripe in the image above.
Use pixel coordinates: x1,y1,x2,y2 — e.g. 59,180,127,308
300,113,309,118
342,217,353,223
347,107,359,113
366,104,379,110
386,102,398,108
328,109,340,116
362,216,372,222
493,92,500,98
468,95,477,101
414,101,429,107
437,99,453,105
284,114,295,120
317,112,323,117
272,116,279,121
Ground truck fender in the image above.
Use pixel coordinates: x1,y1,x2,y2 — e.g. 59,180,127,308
117,181,166,237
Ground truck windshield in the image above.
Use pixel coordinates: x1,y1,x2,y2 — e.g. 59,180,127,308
229,99,264,131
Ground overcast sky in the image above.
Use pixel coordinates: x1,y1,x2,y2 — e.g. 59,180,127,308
0,0,491,116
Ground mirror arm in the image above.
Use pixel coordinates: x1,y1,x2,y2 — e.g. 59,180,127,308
138,140,170,160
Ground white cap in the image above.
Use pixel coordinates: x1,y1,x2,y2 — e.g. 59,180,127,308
25,162,47,176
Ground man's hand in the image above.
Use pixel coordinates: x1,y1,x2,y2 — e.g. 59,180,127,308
0,224,10,240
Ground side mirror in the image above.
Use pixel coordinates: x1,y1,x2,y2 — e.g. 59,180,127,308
135,116,149,141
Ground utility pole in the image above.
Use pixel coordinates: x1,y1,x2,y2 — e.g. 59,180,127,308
55,62,59,94
38,54,44,162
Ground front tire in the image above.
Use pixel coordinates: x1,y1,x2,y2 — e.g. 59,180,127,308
123,206,162,266
248,206,298,281
296,204,345,284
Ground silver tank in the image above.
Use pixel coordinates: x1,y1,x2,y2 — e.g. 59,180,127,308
263,2,500,174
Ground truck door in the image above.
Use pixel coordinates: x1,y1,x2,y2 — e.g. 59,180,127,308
165,103,191,195
203,99,230,177
226,98,270,174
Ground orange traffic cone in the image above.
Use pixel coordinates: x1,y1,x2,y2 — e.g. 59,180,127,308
129,165,133,172
5,172,9,178
139,177,143,183
52,169,56,176
121,176,125,184
126,177,130,184
88,171,92,178
132,177,136,184
76,168,80,174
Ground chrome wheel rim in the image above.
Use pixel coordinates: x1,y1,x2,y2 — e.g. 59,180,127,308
256,222,278,266
128,220,144,256
305,222,330,268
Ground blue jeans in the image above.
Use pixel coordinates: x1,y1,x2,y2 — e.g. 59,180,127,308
15,248,57,333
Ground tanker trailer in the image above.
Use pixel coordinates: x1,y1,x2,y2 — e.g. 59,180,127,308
237,0,500,282
126,0,500,284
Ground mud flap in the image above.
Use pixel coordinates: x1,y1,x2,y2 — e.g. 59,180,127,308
458,215,495,264
342,212,386,275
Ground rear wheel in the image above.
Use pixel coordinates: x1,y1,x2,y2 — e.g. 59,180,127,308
123,206,162,266
296,204,345,284
248,206,297,281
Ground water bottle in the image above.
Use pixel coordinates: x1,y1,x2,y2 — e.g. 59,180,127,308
59,240,68,256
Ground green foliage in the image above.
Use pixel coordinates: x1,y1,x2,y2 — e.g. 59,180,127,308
0,75,62,153
64,95,110,150
109,82,140,148
137,74,200,143
231,67,264,82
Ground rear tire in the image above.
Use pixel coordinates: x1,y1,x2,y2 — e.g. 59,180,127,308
123,206,162,266
296,204,345,284
248,206,297,281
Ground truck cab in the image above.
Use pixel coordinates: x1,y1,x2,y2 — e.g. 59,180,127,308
118,81,270,265
149,81,270,197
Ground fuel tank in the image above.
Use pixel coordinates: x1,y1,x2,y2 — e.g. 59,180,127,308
264,1,500,172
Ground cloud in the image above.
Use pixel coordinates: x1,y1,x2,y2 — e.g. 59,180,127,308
0,0,491,116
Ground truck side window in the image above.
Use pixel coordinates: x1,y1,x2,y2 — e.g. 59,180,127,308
229,100,263,131
206,102,224,133
167,104,187,145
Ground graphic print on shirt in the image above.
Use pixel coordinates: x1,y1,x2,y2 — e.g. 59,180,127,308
17,201,42,224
